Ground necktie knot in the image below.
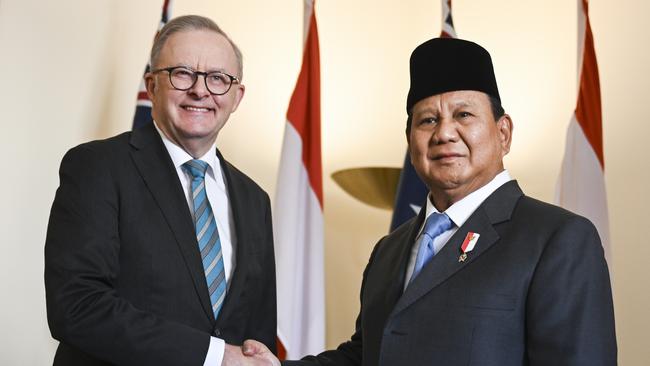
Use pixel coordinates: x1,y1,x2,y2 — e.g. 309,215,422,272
183,159,209,179
423,212,453,240
409,212,454,285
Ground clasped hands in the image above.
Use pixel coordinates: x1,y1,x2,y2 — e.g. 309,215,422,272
222,340,280,366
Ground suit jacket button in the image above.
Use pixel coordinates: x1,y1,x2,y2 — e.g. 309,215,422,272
214,328,221,337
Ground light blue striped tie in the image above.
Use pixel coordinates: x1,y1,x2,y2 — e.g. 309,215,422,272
409,212,453,284
183,159,226,320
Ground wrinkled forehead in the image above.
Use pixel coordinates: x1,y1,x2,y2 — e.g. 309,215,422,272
412,90,491,113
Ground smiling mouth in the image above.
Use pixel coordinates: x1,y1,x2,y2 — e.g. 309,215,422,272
182,105,214,112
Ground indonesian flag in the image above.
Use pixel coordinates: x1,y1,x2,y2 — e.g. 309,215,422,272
132,0,172,129
556,0,611,268
274,0,325,360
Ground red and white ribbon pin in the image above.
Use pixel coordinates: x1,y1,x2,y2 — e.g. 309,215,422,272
459,232,480,262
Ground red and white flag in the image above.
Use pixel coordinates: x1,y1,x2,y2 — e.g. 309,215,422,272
556,0,611,268
274,0,325,360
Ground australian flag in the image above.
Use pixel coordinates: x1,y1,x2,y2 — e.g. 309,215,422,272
389,0,457,231
132,0,173,129
389,154,429,230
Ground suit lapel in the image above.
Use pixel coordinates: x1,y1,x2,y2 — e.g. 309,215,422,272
129,124,215,322
393,181,523,315
213,149,249,323
385,210,427,308
394,208,498,314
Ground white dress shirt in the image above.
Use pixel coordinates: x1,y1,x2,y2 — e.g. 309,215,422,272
154,122,235,366
403,170,513,290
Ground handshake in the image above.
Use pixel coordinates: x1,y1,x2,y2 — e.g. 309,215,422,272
223,340,281,366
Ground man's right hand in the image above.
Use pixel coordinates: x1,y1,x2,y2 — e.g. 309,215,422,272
242,340,281,365
222,343,280,366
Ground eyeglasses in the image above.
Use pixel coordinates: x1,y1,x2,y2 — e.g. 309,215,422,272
151,66,240,95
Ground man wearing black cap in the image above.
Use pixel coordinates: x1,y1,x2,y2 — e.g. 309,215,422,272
244,38,617,365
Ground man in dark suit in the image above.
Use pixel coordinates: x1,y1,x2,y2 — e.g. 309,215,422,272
45,15,279,366
244,38,617,365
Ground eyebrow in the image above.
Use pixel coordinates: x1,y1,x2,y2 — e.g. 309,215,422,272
416,100,475,114
174,64,229,73
450,100,474,108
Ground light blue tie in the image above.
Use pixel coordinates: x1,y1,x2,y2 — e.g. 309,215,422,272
183,159,226,320
409,212,453,284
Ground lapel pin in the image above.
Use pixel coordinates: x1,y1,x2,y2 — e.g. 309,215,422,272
459,232,480,262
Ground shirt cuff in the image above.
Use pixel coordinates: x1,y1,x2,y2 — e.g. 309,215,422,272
203,336,225,366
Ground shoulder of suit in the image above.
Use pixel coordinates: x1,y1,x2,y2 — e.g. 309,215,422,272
517,195,577,218
376,215,419,248
514,194,596,230
389,214,420,236
68,130,132,155
221,158,269,197
63,130,133,164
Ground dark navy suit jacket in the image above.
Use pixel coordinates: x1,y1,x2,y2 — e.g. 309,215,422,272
286,181,616,366
45,123,277,365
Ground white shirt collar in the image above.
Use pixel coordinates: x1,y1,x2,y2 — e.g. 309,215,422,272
424,170,513,229
153,121,220,177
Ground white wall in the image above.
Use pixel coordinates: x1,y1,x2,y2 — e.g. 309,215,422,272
0,0,648,364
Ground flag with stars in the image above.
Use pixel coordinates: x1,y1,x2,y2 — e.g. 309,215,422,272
390,0,457,231
132,0,172,129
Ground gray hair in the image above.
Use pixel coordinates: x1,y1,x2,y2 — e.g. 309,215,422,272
150,15,244,80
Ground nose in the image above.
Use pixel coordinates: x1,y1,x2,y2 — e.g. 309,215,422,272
432,117,458,144
188,74,211,98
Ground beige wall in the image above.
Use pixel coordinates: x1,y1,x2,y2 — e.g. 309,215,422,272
0,0,648,364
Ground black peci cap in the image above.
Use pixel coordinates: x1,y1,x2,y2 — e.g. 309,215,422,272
406,38,500,112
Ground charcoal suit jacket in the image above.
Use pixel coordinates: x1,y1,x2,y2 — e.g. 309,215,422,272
285,180,616,366
45,123,277,365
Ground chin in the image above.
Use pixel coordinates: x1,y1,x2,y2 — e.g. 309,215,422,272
181,131,215,141
428,173,464,190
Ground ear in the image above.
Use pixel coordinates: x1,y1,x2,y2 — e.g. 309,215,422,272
405,114,413,147
496,114,513,156
229,84,246,113
144,72,157,100
405,127,411,146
